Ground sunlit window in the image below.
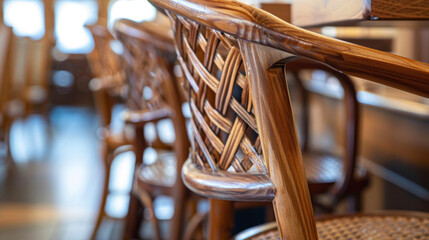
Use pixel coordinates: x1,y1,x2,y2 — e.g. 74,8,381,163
108,0,156,30
4,0,45,39
55,0,98,54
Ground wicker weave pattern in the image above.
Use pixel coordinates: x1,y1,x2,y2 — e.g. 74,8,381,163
166,12,266,173
246,215,429,240
117,32,170,112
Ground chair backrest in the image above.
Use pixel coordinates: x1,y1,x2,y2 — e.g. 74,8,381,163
148,0,429,239
87,22,124,84
0,22,13,111
113,18,189,172
87,22,125,126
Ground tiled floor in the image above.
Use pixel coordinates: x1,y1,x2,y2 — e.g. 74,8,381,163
0,106,133,240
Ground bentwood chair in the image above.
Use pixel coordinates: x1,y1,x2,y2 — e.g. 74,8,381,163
286,60,369,212
113,18,191,240
148,0,429,239
0,22,14,170
87,22,133,240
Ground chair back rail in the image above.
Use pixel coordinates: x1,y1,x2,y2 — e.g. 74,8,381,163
287,59,360,199
87,23,125,126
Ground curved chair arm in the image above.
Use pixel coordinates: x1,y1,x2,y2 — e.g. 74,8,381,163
286,59,360,199
121,107,171,126
148,0,429,98
182,159,275,201
113,19,175,55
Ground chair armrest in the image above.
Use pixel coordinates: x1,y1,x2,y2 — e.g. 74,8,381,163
121,107,171,125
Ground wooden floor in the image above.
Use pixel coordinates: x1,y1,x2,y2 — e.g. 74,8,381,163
0,106,133,240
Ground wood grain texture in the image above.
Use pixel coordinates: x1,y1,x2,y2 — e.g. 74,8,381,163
371,0,429,19
182,159,275,201
239,41,317,240
149,0,429,98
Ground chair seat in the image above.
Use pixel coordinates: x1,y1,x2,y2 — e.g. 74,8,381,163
303,151,368,194
234,211,429,240
135,151,177,195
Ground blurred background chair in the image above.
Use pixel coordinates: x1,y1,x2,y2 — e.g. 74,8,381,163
86,20,134,240
286,59,369,213
150,0,429,239
0,20,14,171
114,17,192,240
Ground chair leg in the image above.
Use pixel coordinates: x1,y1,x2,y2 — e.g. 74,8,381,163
133,186,161,240
123,125,145,240
122,194,143,240
208,199,234,240
349,192,362,213
183,211,208,240
90,147,112,240
170,184,188,240
4,116,15,175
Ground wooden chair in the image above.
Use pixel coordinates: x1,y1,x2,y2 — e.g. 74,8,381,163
286,59,369,212
148,0,429,239
86,22,133,240
113,18,191,240
0,21,14,170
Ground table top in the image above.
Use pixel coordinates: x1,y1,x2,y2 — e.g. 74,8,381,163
292,0,429,27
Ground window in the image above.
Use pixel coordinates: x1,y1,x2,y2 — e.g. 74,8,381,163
55,0,98,53
4,0,45,39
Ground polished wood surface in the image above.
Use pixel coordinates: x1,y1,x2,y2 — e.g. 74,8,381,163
113,18,190,240
292,0,429,27
239,41,318,239
150,0,429,239
150,0,429,98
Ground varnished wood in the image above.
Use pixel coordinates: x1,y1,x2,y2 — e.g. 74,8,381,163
97,0,109,21
208,199,234,240
114,18,191,240
149,0,429,98
293,0,429,27
239,42,317,239
182,159,275,201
